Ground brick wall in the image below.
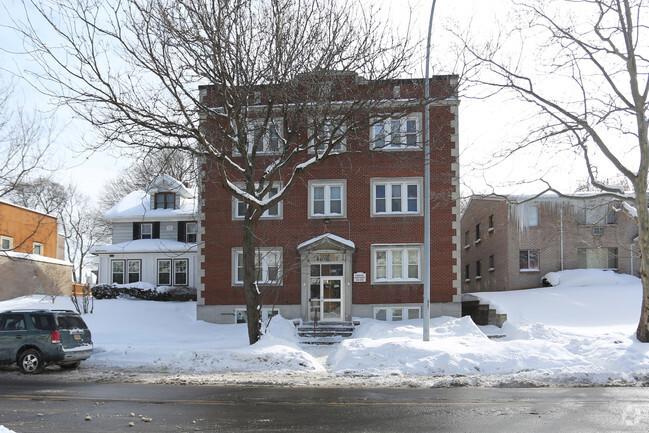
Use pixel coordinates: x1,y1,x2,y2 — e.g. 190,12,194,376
462,196,640,293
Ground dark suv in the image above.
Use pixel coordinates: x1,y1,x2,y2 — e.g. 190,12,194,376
0,309,93,374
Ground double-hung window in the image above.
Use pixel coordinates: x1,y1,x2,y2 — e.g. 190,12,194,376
158,259,171,285
157,258,189,286
309,180,346,218
371,178,422,216
185,222,198,243
372,245,422,283
111,260,125,284
174,259,188,285
140,223,153,239
519,250,540,271
112,259,141,284
127,260,141,283
371,114,421,149
311,119,346,154
233,248,282,285
234,184,282,219
243,120,282,155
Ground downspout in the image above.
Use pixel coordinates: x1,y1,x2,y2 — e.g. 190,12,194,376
559,205,564,271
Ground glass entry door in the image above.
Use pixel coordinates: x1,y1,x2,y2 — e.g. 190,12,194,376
310,263,344,321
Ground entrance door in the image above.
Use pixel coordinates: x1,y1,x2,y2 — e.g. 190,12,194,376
320,277,343,321
309,263,344,322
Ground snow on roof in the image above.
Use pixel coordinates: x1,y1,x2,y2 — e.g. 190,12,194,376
0,251,73,267
103,175,198,221
90,239,197,255
297,233,355,251
148,174,194,199
103,190,197,221
0,199,58,220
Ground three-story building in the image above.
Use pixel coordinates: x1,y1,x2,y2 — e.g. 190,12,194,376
197,74,462,324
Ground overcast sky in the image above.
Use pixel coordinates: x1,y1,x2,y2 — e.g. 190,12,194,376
0,0,595,202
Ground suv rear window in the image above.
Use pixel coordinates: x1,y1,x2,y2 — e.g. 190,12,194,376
30,314,57,331
55,314,88,330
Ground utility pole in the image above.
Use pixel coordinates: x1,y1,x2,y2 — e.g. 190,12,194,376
423,0,437,342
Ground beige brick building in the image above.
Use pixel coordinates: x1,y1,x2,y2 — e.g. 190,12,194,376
461,194,640,293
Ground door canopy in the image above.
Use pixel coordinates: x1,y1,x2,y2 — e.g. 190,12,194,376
297,233,355,254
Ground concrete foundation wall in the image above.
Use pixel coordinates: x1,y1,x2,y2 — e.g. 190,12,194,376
0,255,73,301
198,302,461,325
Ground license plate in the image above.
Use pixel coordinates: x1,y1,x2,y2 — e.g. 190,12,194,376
74,334,81,340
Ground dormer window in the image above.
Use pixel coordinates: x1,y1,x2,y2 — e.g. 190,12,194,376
155,192,176,209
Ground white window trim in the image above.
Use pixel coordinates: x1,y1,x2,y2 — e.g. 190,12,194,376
232,247,283,285
111,259,125,285
232,183,283,220
186,222,198,243
156,258,188,286
371,244,423,284
32,242,44,255
173,258,189,286
309,119,347,154
373,306,421,321
308,179,347,218
370,113,422,150
127,259,142,284
371,177,423,217
1,236,13,250
157,259,172,286
141,223,153,239
519,249,540,271
233,118,284,155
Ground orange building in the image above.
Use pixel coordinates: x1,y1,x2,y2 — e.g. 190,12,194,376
0,200,72,300
0,200,60,258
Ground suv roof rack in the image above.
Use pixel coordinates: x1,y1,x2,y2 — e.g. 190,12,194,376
1,309,78,314
1,309,52,313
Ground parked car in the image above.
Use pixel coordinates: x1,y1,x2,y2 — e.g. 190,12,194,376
0,309,93,374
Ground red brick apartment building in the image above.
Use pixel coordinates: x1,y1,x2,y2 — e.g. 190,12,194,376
197,74,461,324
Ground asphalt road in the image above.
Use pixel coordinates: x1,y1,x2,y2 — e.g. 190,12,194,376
1,376,649,432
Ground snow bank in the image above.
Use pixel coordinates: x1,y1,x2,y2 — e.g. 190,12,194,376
542,268,635,288
2,269,649,387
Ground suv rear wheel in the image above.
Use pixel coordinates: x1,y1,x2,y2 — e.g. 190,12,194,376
18,349,45,374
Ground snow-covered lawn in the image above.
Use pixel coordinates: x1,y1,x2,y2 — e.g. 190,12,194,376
1,269,648,387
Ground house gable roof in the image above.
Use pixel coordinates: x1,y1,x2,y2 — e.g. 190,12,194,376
103,175,197,222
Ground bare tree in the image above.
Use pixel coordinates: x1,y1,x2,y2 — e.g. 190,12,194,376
15,0,422,344
456,0,649,340
0,82,55,199
99,147,198,212
8,175,70,215
60,193,109,283
8,177,109,282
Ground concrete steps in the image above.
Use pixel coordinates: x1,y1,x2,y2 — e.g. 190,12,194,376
461,295,507,327
296,321,356,345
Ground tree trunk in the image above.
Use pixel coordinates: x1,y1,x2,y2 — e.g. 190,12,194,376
242,215,262,344
636,179,649,341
